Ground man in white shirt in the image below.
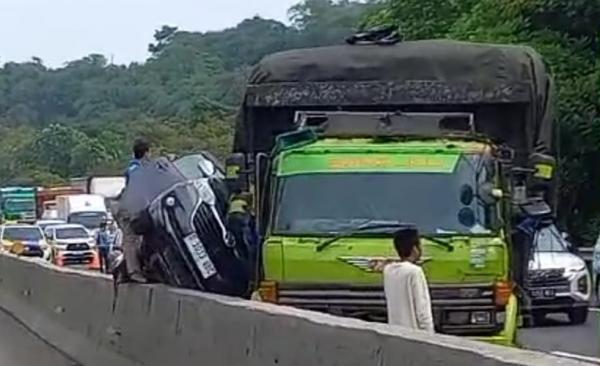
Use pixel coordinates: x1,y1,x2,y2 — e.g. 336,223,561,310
373,227,434,333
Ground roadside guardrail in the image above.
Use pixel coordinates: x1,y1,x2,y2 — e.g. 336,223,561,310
0,254,594,366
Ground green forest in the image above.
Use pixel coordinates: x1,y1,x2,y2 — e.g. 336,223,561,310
1,0,599,243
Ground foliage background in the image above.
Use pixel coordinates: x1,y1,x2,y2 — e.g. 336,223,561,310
1,0,599,243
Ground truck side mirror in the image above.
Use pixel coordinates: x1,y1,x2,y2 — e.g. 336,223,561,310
478,182,503,205
225,153,249,194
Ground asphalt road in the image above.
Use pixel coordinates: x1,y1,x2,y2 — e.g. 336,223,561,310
520,308,600,363
0,309,78,366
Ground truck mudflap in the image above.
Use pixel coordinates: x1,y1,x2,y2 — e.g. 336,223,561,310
469,294,519,347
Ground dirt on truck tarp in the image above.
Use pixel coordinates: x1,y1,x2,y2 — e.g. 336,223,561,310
235,39,554,160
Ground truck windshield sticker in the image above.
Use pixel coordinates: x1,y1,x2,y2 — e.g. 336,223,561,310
278,153,460,175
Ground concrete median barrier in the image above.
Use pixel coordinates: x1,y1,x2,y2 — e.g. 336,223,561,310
0,254,593,366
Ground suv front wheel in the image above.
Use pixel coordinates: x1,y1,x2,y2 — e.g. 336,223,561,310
568,308,588,325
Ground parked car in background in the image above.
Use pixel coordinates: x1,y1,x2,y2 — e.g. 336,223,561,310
45,224,97,267
36,219,66,233
0,224,50,259
526,224,590,325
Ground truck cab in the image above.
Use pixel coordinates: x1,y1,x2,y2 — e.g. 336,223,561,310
229,39,556,347
0,187,37,222
253,112,516,344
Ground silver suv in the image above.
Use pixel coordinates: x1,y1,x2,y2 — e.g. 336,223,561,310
526,225,590,325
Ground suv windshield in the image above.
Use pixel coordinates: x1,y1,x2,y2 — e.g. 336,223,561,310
2,227,43,241
273,154,496,236
56,227,89,240
534,225,568,253
68,212,107,230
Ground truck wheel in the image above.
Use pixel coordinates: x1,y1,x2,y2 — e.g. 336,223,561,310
568,308,588,325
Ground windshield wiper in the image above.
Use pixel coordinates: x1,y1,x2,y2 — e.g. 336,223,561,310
315,220,413,252
315,220,456,252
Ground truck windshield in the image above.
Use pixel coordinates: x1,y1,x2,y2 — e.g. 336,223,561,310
2,227,43,241
273,155,496,236
68,212,107,230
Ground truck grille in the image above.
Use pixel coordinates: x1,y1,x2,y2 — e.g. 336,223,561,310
278,284,386,321
66,243,90,251
277,283,500,334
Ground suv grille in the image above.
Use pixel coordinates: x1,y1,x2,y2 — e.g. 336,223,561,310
66,243,90,251
526,268,569,288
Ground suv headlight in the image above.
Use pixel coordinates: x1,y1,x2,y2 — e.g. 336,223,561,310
567,265,586,274
578,276,589,293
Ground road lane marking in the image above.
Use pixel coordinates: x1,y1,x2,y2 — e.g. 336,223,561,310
590,308,600,313
552,352,600,364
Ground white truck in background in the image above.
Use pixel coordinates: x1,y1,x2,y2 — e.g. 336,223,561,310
88,176,125,219
56,194,108,233
88,177,126,199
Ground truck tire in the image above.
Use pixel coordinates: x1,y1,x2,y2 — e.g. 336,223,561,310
568,308,588,325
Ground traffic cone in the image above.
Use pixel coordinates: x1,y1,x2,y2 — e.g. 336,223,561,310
89,249,101,271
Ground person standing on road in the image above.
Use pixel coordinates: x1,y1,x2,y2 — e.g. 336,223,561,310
110,221,123,251
593,238,600,304
372,227,435,333
95,221,112,273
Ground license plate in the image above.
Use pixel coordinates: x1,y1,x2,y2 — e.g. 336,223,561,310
183,233,217,279
531,288,556,299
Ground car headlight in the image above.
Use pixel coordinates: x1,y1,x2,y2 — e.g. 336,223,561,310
578,276,589,293
567,265,586,273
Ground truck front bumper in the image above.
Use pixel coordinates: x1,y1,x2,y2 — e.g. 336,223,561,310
468,294,518,347
260,282,518,346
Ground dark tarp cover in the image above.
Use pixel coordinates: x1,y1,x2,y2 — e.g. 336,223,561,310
235,40,555,157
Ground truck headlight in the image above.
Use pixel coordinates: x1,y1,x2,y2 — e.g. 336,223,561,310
471,311,492,325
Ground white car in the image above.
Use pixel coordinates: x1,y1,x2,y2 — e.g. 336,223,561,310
44,224,96,266
0,224,51,259
527,224,590,325
36,219,66,233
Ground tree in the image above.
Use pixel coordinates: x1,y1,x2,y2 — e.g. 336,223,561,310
0,1,375,186
148,25,179,56
368,0,600,243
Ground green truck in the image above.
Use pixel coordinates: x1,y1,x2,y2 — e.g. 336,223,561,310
227,39,556,346
0,187,37,222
